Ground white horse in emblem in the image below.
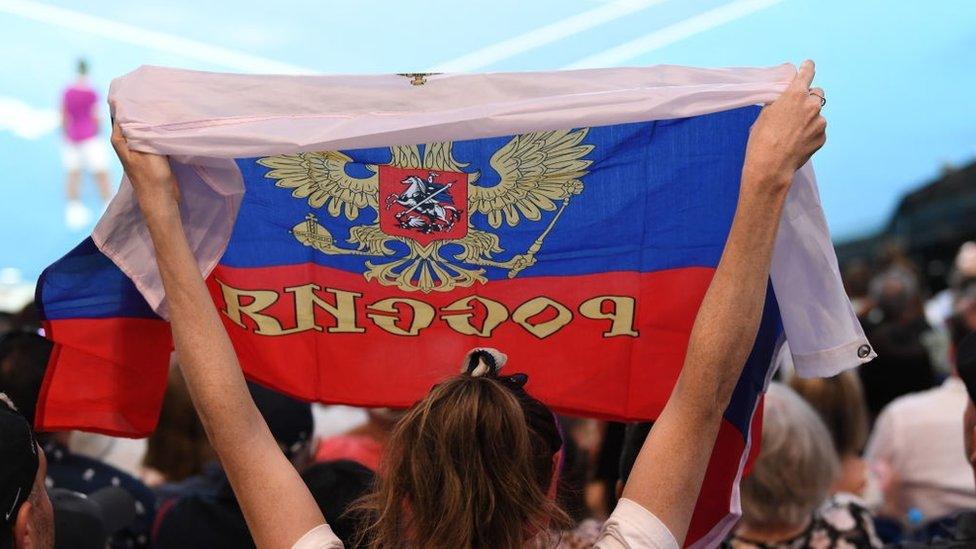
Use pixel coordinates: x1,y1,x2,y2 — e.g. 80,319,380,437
386,172,460,233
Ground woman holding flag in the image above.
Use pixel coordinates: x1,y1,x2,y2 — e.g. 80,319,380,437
109,60,826,548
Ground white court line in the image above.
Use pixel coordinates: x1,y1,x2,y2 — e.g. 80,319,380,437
428,0,673,73
563,0,785,69
0,0,315,74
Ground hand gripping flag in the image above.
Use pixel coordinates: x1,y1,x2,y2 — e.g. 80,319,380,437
36,65,874,547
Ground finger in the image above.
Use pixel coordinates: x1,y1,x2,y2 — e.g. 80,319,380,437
110,120,125,151
809,87,824,103
108,99,126,143
790,59,815,91
807,128,827,157
806,93,825,112
109,119,131,166
815,115,827,133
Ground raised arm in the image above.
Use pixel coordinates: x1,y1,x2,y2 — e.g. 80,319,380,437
110,120,326,548
621,60,827,544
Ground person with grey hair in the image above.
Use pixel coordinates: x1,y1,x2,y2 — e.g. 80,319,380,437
723,383,882,548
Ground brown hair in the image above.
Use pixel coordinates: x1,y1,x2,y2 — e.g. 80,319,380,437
143,367,214,482
788,370,869,456
353,373,569,548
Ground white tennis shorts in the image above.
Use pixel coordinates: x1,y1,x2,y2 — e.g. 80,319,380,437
62,138,108,172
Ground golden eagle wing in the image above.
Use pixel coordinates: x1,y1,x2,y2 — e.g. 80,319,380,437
257,151,378,220
422,141,478,182
471,129,593,228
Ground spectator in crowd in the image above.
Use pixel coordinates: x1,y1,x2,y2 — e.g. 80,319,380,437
0,394,53,549
890,331,976,547
152,382,313,548
790,371,871,496
724,383,881,548
110,59,825,548
61,58,112,230
0,331,157,548
40,440,155,548
866,285,976,528
920,243,976,378
924,242,976,331
859,267,936,418
301,460,375,547
141,367,214,486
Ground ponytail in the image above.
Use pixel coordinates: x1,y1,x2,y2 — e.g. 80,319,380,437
354,348,568,548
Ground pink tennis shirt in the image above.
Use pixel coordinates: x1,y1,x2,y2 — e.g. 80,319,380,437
62,84,99,143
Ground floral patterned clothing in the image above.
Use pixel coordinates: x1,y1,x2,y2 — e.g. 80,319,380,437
722,494,883,549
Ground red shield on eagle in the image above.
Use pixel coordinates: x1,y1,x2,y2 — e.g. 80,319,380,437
379,165,468,246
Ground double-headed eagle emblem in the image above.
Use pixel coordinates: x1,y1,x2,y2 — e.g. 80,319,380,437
257,129,593,293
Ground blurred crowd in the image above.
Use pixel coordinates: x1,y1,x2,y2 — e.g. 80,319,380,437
1,239,975,548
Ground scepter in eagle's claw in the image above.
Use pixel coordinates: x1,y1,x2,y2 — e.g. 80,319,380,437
506,196,571,279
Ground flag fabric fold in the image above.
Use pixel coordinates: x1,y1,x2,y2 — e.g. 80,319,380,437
35,238,171,435
37,64,874,547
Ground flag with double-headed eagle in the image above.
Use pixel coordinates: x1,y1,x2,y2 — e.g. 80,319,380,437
35,65,873,547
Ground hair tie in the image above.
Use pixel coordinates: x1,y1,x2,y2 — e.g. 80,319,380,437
460,348,531,390
462,347,508,377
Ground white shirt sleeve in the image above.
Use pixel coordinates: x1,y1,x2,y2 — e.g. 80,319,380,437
771,163,875,377
594,498,679,549
291,523,344,549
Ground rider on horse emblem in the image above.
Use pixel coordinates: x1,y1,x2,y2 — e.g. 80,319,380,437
385,171,461,234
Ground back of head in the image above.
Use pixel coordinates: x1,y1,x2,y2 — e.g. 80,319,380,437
870,267,919,322
76,58,88,76
0,394,40,549
740,383,840,531
0,332,52,427
302,460,374,545
788,371,869,457
356,349,567,548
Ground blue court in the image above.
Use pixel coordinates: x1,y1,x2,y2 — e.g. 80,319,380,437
2,0,975,284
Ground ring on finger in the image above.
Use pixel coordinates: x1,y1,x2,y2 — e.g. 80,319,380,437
809,91,826,107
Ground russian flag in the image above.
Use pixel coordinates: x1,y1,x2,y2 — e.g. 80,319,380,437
36,65,872,547
36,238,171,435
